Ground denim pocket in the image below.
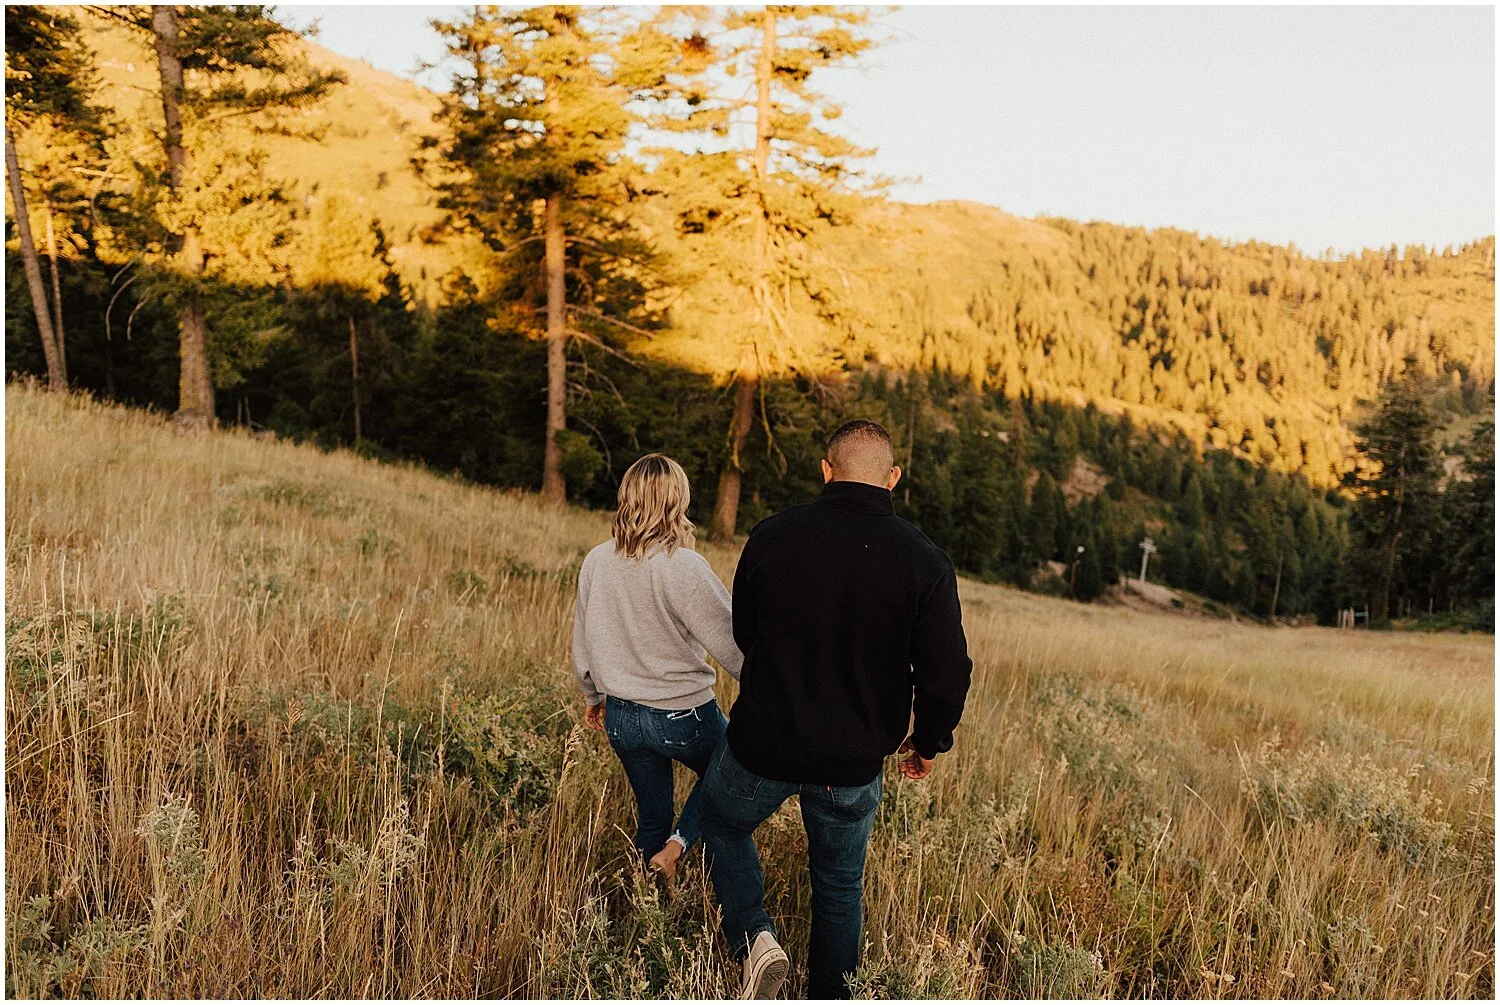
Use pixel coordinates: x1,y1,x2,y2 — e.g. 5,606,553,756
654,706,703,750
604,696,632,747
828,773,883,821
715,743,763,800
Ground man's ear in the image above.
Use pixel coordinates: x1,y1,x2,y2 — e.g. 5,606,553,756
821,458,835,484
887,465,902,491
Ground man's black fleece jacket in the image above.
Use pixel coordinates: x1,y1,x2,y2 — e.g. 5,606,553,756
725,479,973,786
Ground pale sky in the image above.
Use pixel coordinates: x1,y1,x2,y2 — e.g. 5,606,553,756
282,4,1496,255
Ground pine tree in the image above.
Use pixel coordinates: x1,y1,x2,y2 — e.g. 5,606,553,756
949,424,1008,576
1447,414,1495,612
699,5,880,541
4,5,101,389
430,6,690,505
1028,471,1065,566
1176,472,1206,526
1073,531,1104,601
1184,530,1214,594
1346,370,1443,621
96,4,342,427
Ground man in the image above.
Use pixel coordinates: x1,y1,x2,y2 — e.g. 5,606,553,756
700,419,973,999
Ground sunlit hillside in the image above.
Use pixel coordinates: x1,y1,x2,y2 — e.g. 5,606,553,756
7,6,1492,637
69,10,470,303
6,386,1493,997
57,8,1495,491
647,195,1493,485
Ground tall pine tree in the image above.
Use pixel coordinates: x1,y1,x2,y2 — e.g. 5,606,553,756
1346,370,1442,621
430,6,691,504
1448,414,1495,614
693,5,880,540
4,5,102,390
96,4,342,427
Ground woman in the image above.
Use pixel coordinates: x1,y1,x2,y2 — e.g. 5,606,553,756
572,453,742,880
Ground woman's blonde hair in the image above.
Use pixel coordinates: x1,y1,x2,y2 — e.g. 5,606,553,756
612,453,695,559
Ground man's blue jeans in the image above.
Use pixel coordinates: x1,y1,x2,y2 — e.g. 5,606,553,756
699,741,883,999
604,695,727,857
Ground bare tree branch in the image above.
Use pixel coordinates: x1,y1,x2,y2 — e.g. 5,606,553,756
566,327,640,367
84,5,149,32
568,305,657,340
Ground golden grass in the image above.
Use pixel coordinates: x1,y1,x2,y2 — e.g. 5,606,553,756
5,386,1494,998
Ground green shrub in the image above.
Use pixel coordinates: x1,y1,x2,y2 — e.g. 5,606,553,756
1015,940,1109,999
849,934,985,999
6,895,151,999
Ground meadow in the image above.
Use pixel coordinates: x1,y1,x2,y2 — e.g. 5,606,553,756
5,385,1494,998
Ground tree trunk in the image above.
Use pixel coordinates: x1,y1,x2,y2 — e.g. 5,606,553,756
104,323,116,399
152,5,213,428
903,376,920,505
1376,465,1407,622
1377,531,1401,623
44,203,67,384
175,229,214,424
709,8,776,542
6,127,65,389
1269,553,1283,619
348,315,362,446
542,193,567,506
151,6,188,191
710,343,758,540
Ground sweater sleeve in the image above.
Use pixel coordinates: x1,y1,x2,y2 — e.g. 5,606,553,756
908,558,972,760
571,555,603,706
672,553,744,681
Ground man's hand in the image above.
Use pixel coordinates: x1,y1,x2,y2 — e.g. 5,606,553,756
584,701,606,732
897,738,935,781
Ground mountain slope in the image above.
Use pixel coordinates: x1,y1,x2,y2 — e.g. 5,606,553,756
25,8,1500,493
73,10,465,303
648,196,1492,485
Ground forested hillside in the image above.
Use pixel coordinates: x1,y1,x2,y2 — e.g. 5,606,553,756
5,5,1493,626
645,197,1493,489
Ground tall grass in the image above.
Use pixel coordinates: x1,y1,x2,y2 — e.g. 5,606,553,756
6,387,1493,998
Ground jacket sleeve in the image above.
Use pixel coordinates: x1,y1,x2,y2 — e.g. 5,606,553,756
908,558,972,760
673,554,744,680
571,556,603,706
730,534,758,660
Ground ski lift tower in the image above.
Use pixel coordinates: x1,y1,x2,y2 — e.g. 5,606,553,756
1138,536,1158,585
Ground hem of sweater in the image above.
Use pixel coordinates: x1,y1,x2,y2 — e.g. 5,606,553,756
730,740,883,787
601,687,716,712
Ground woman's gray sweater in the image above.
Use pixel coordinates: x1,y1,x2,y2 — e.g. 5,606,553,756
571,540,743,710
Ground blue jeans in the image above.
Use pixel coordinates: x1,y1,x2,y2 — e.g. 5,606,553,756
699,742,884,1000
605,695,727,858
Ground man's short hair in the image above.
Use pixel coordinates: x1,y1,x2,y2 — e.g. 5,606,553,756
826,419,894,483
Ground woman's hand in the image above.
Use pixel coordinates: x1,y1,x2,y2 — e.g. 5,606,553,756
584,702,606,732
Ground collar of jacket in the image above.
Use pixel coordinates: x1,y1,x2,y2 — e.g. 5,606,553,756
816,480,896,516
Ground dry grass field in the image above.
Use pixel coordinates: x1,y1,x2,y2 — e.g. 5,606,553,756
5,386,1494,998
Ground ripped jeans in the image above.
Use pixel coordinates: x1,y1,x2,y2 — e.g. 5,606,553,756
604,695,728,858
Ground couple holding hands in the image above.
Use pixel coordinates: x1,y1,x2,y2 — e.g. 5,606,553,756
572,419,972,999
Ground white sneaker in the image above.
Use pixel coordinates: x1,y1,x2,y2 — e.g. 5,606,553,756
738,930,789,999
